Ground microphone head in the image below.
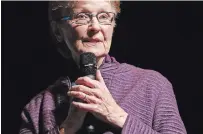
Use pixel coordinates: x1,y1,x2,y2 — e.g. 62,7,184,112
79,52,97,79
80,52,97,65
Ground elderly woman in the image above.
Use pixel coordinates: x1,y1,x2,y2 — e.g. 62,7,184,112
19,1,187,134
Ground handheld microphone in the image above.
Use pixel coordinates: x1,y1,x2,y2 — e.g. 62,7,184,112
52,52,97,133
79,52,97,134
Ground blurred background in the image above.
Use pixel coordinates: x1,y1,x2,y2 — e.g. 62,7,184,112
2,1,203,134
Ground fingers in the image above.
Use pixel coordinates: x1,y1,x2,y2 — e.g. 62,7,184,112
68,90,102,104
70,85,101,97
75,74,105,91
75,76,96,88
71,85,94,96
72,101,98,113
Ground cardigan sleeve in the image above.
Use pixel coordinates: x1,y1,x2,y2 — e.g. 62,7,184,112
19,77,72,134
19,108,35,134
19,97,60,134
19,109,60,134
121,74,187,134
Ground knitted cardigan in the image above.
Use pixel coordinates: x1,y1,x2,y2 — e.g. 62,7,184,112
19,55,187,134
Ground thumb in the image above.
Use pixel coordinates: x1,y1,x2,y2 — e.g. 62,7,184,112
96,70,105,85
96,70,110,93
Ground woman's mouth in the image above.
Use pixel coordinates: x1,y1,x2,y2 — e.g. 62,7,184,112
82,38,103,46
83,41,102,47
83,38,102,42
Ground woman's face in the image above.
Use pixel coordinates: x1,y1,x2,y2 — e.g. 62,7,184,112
61,1,116,62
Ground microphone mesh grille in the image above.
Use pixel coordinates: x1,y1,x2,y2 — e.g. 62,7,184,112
79,52,97,77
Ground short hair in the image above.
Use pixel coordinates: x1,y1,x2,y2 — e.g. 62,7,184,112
48,1,121,22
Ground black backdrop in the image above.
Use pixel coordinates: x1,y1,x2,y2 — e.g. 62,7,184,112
2,1,203,134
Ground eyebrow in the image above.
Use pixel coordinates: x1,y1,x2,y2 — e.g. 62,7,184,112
74,8,112,14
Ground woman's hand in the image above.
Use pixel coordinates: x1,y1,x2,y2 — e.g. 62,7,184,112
68,70,128,128
60,99,87,134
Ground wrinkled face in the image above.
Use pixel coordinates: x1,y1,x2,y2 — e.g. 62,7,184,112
60,0,116,62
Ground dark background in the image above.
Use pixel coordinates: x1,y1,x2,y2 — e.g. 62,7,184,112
2,1,203,134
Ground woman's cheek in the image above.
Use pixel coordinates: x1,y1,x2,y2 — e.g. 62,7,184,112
106,26,114,38
104,28,114,45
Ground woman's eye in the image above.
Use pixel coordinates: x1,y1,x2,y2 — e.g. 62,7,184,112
99,14,109,20
76,14,88,19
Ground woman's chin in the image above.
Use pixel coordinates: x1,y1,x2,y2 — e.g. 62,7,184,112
79,49,106,57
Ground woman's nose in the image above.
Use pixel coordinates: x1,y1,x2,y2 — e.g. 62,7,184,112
88,17,101,34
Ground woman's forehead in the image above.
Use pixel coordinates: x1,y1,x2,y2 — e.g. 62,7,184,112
72,1,115,13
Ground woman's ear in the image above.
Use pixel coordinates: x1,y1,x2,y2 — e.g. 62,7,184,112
50,21,72,59
50,21,64,43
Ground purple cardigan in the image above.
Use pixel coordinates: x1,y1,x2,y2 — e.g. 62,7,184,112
19,55,187,134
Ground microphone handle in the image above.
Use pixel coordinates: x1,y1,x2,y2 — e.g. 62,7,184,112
72,74,96,134
85,75,96,134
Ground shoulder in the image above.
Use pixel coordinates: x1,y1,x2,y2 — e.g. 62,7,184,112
23,76,71,113
23,89,55,115
20,89,56,133
116,63,173,92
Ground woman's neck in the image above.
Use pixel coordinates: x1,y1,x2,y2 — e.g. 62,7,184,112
96,56,105,69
